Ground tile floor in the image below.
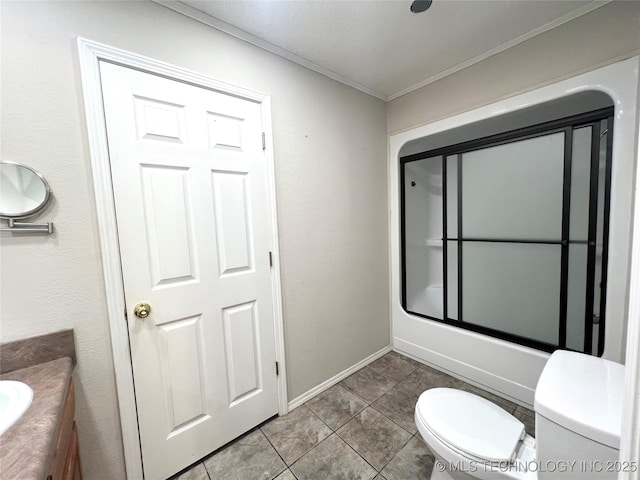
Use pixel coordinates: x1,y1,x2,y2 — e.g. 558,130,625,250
171,351,535,480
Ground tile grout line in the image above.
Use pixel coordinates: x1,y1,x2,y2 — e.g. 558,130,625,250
356,373,420,432
333,403,414,473
263,405,336,469
200,425,288,480
302,399,340,433
404,361,521,413
369,365,420,382
196,353,421,480
321,356,436,475
258,425,296,473
376,431,415,475
365,385,417,431
368,402,417,436
308,403,368,434
203,461,212,480
288,431,380,477
342,363,406,398
266,367,396,477
284,467,299,480
201,351,534,480
200,353,428,480
329,363,423,435
340,383,371,406
332,429,385,475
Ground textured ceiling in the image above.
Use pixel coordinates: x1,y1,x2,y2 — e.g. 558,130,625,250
174,0,605,100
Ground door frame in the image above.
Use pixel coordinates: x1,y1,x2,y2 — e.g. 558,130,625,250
77,37,288,479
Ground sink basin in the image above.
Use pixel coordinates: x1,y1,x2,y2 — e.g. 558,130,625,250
0,380,33,435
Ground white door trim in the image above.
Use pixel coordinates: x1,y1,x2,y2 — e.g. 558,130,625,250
77,37,288,479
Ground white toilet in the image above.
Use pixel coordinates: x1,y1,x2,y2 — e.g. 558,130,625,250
415,351,625,480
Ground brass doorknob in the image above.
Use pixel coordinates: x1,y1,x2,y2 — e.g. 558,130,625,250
134,302,152,319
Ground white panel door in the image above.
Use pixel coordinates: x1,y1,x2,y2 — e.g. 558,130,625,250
99,62,279,480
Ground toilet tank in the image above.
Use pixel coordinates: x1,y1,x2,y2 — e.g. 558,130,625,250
534,351,625,480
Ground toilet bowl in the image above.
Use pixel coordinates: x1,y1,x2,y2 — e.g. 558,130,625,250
415,388,536,480
415,351,624,480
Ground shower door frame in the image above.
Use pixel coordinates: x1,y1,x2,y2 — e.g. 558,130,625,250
400,107,614,355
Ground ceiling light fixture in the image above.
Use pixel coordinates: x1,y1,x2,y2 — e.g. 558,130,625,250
410,0,432,13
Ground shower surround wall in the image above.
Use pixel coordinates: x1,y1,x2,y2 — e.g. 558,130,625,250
404,160,444,319
389,58,640,407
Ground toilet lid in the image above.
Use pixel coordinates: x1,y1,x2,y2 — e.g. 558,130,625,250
416,388,525,462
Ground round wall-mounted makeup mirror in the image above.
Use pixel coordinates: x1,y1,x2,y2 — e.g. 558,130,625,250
0,161,52,219
0,161,54,233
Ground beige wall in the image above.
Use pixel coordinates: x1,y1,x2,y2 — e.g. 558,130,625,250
3,1,638,478
388,0,640,133
0,1,389,477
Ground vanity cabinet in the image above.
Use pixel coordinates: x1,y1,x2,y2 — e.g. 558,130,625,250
47,379,82,480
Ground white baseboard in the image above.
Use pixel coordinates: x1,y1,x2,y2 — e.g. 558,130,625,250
288,345,392,410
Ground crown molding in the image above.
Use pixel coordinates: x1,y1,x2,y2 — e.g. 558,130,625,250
387,1,611,101
153,0,388,100
155,0,610,102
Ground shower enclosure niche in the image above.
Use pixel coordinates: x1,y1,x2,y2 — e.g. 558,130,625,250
401,103,613,355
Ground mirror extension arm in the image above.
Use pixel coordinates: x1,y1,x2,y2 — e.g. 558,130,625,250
0,218,54,234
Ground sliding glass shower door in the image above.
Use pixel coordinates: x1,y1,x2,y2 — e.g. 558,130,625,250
401,109,613,355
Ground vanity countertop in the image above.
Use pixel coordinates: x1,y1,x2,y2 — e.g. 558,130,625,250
0,357,74,480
